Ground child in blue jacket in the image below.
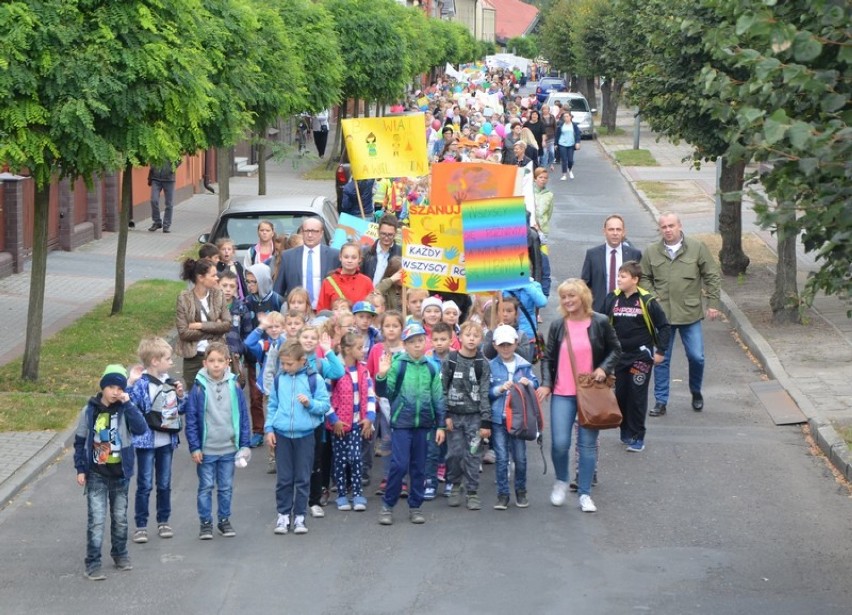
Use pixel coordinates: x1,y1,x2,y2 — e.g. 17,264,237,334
266,340,331,536
488,325,539,511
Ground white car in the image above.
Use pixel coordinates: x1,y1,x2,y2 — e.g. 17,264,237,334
544,92,596,139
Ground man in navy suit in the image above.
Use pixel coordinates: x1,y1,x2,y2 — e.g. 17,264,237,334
581,214,642,313
273,217,340,309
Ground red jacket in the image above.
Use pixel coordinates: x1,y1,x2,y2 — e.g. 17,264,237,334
316,269,374,311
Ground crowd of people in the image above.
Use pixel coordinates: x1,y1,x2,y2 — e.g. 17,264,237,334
73,66,722,581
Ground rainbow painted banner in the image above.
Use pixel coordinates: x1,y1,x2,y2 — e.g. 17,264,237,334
461,196,530,293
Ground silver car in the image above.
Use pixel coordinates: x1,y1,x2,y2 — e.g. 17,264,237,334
544,92,596,139
198,195,338,260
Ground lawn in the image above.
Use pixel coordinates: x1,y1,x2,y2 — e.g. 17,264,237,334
0,279,185,432
614,148,659,166
301,160,336,180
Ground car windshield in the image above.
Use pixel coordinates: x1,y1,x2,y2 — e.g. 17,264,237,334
216,214,318,250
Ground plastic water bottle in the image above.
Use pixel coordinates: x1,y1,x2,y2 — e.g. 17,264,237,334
469,434,482,455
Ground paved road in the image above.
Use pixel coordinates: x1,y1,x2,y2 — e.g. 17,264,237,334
0,140,850,614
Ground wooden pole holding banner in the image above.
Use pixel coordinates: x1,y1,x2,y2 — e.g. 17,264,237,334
401,285,408,322
353,178,367,220
491,291,500,329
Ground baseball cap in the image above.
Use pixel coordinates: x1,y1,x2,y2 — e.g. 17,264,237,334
492,324,519,346
401,323,427,341
352,301,377,315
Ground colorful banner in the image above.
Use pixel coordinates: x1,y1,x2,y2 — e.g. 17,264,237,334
461,197,530,293
331,213,377,249
341,114,428,180
429,162,518,210
403,203,465,293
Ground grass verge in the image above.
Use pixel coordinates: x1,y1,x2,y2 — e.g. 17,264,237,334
837,425,852,448
302,161,335,180
0,279,185,432
614,148,659,166
600,126,626,137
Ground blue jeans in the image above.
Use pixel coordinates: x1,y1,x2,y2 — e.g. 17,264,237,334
557,144,576,173
134,445,173,527
540,250,552,297
196,452,235,522
540,142,555,168
550,394,599,496
150,179,175,229
425,428,447,488
491,422,527,496
653,320,705,404
383,428,427,509
275,433,314,518
85,472,129,571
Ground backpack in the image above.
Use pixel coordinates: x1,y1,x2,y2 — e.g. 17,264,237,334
146,376,181,433
504,381,543,441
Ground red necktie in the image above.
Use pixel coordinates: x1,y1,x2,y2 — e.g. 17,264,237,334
608,248,616,292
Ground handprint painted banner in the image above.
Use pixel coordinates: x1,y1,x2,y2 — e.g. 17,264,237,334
430,162,518,210
461,196,530,292
403,203,466,293
341,114,428,180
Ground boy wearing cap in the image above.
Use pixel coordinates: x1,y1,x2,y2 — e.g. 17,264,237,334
352,301,382,355
73,365,148,581
488,325,539,510
375,323,446,525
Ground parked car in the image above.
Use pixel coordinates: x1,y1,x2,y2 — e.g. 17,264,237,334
544,92,596,139
198,195,338,260
535,77,567,105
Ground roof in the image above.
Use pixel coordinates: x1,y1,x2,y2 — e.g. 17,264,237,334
489,0,539,40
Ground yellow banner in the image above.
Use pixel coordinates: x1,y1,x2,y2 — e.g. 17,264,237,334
341,114,428,180
402,203,466,293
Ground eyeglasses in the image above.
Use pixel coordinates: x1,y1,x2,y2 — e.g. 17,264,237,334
379,232,395,238
303,228,322,234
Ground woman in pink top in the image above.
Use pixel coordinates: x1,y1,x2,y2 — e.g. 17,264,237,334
537,279,621,513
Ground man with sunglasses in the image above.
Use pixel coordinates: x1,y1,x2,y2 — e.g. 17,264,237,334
361,214,402,285
272,217,340,309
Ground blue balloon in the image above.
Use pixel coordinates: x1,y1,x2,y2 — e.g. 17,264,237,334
481,122,493,136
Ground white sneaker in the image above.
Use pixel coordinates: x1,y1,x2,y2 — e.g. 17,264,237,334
569,170,575,179
274,514,289,535
309,504,325,518
293,515,308,534
550,480,569,506
560,174,568,181
579,494,597,513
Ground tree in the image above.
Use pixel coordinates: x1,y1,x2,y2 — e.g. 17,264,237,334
624,0,751,278
538,0,575,75
698,0,851,319
507,35,539,59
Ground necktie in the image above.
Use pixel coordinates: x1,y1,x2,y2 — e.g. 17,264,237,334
608,248,617,292
306,248,315,305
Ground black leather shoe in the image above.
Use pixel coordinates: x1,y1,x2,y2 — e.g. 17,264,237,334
162,228,171,234
691,392,704,411
148,222,162,232
649,402,667,417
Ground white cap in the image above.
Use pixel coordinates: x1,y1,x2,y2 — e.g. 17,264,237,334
421,297,443,315
492,324,519,346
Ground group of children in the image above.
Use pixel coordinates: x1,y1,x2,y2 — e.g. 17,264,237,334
74,267,550,579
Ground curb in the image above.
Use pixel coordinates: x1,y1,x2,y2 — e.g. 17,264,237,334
597,137,852,483
0,426,77,511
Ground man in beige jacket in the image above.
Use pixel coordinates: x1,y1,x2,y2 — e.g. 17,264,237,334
641,212,721,416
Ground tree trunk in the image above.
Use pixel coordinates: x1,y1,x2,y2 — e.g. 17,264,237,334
717,157,750,276
327,103,346,171
217,146,230,213
257,137,267,196
600,79,612,132
577,76,598,111
771,206,801,324
110,162,132,316
21,184,50,380
601,80,623,132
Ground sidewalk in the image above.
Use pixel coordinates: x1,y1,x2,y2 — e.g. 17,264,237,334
0,153,335,508
597,106,852,481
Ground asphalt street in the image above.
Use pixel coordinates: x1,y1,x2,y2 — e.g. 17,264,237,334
0,132,849,614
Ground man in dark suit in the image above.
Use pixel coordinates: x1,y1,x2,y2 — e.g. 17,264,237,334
361,213,401,285
581,214,642,313
273,217,340,309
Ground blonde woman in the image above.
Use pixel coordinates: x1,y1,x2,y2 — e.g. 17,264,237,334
537,279,621,513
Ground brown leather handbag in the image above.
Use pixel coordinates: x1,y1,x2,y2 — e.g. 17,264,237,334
563,324,622,430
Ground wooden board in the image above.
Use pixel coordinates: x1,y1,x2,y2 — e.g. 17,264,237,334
749,381,807,425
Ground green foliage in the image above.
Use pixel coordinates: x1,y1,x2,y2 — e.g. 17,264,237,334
507,36,539,59
538,0,575,72
698,0,851,309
